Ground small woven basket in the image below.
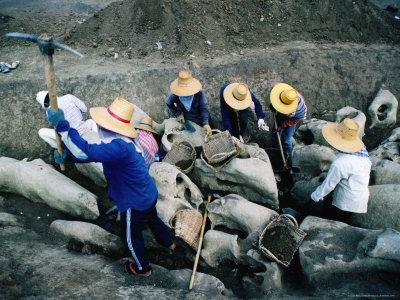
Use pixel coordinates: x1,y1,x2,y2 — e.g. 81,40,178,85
258,214,307,267
163,140,196,174
169,209,203,250
203,129,238,164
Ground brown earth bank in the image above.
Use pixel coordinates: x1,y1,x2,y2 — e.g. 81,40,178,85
1,0,400,299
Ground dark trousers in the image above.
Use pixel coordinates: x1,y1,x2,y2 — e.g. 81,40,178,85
270,113,296,155
223,109,249,139
120,204,173,270
300,198,352,224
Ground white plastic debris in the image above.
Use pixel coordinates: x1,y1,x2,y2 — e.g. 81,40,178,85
260,15,264,22
206,40,212,46
20,212,23,215
114,53,118,59
156,41,162,50
277,23,281,27
37,216,41,219
395,16,400,20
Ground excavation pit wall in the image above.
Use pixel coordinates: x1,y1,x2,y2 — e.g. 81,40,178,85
1,42,400,160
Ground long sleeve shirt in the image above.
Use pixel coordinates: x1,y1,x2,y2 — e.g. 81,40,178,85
165,90,209,126
46,94,89,135
311,153,371,213
220,83,266,136
56,120,158,212
277,92,307,128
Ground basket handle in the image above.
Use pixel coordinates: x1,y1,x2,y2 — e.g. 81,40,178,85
204,129,222,142
279,214,299,228
169,210,183,229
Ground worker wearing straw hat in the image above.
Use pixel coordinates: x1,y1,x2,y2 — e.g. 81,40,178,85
284,118,372,223
135,117,159,168
165,70,212,136
220,82,269,144
269,82,307,157
46,97,175,277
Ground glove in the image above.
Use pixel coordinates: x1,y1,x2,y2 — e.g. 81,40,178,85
258,119,269,131
203,124,212,136
177,114,185,123
54,149,67,164
47,107,65,127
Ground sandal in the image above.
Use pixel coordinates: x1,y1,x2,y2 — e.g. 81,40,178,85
124,261,152,277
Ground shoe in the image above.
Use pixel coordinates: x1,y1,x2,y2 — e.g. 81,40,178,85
124,261,152,277
1,64,10,73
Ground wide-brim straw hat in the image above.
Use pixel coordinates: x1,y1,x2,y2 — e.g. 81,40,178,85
89,97,137,138
223,82,252,110
135,117,157,134
170,70,202,96
270,83,299,114
322,118,364,153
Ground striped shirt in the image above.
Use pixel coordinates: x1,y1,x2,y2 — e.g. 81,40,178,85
286,92,307,120
46,94,89,135
137,129,158,168
339,146,369,158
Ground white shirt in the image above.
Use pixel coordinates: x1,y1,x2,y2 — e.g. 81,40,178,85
46,94,88,134
311,153,372,213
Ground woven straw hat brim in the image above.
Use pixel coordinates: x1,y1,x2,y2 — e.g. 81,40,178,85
170,77,202,96
90,107,137,138
322,123,364,153
223,83,252,110
270,83,298,114
135,124,158,134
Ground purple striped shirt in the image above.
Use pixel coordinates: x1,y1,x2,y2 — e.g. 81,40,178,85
286,92,307,120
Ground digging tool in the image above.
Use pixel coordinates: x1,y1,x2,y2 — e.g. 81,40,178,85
3,32,84,171
184,120,196,133
189,193,212,290
274,112,290,172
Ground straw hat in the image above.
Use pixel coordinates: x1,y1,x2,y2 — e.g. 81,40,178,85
36,90,49,109
89,97,137,138
270,83,299,114
170,70,202,96
223,82,252,110
322,118,364,153
135,117,157,134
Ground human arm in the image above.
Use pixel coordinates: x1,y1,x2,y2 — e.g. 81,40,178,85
165,93,182,117
197,90,210,126
311,162,344,202
220,86,234,136
69,94,87,113
250,91,266,120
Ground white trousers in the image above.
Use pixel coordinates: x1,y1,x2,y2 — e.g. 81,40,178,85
38,119,97,149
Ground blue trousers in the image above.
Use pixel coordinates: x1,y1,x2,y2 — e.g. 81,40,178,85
120,204,173,270
270,113,296,155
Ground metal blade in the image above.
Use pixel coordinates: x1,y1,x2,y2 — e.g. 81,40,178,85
52,40,84,58
3,32,38,43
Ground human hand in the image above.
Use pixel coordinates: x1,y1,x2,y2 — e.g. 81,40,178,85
258,119,269,131
273,124,282,133
47,107,65,127
203,124,212,136
54,149,67,164
177,114,185,123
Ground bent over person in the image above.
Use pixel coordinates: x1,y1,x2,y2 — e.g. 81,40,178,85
46,97,175,277
165,70,212,136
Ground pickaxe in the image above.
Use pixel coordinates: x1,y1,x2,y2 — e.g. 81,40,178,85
3,33,84,171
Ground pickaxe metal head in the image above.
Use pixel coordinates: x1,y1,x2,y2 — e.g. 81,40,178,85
3,32,84,58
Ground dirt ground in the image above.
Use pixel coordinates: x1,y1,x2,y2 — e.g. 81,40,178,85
1,0,400,299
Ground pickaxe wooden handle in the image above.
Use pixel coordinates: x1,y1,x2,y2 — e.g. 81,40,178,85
3,33,84,171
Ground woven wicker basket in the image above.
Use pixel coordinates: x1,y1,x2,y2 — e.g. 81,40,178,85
169,209,203,250
203,129,238,164
258,214,307,267
163,140,196,174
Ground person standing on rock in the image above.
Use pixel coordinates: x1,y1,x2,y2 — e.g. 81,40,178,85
135,117,160,168
220,82,269,144
35,91,97,148
165,70,212,136
269,82,307,158
46,97,175,277
284,118,371,224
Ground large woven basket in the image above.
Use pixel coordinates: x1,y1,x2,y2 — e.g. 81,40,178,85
163,140,196,174
169,209,203,250
258,214,307,267
203,129,238,164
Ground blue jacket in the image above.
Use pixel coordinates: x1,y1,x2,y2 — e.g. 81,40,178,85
56,120,158,212
220,83,266,136
165,90,209,126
